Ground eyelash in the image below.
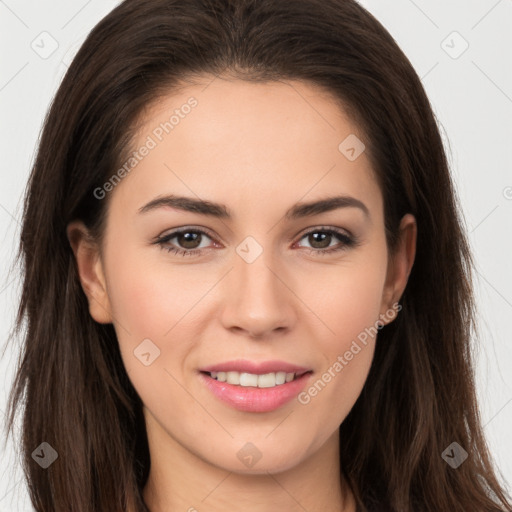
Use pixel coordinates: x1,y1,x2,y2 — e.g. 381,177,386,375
153,226,358,258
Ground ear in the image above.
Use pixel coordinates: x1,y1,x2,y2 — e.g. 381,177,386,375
379,213,417,326
66,220,113,324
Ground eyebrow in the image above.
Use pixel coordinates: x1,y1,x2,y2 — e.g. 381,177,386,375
138,194,370,220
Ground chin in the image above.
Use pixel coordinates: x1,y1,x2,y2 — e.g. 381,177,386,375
204,441,310,475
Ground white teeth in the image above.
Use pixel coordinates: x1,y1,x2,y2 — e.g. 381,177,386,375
257,373,276,388
275,371,286,385
239,373,259,386
208,371,298,388
226,371,240,385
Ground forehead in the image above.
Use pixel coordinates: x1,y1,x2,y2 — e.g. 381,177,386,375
110,77,383,223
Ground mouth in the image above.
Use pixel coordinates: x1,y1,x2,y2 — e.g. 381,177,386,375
201,370,311,388
198,361,314,412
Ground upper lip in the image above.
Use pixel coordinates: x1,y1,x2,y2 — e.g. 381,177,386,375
199,359,311,375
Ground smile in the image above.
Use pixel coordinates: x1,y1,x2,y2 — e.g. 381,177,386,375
206,370,305,388
198,362,313,413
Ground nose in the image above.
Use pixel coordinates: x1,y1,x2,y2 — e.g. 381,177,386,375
219,247,297,339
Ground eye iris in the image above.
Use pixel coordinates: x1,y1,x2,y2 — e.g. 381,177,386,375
309,232,331,249
178,231,201,249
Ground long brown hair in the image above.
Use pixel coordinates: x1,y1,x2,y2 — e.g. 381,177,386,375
3,0,511,510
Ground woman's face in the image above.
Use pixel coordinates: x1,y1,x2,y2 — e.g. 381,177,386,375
69,77,415,474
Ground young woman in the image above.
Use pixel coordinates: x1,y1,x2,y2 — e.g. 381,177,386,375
4,0,511,511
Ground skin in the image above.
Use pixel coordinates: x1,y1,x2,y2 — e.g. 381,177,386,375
67,76,416,512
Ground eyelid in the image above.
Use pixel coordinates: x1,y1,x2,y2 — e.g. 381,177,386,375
154,225,353,246
154,225,219,243
288,225,354,243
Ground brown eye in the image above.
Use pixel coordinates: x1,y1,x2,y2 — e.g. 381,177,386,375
176,231,203,249
296,228,357,256
306,232,333,249
154,228,215,256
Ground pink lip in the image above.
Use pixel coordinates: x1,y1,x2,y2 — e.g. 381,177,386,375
198,360,313,413
199,359,310,375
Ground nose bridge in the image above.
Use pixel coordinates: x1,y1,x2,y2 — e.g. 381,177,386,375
220,234,295,336
236,238,280,298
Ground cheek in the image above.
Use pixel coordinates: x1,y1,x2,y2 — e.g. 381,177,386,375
103,246,224,393
105,259,198,415
105,248,206,336
306,254,387,349
296,288,379,438
296,251,387,418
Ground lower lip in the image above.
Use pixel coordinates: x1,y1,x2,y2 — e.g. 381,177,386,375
199,372,312,413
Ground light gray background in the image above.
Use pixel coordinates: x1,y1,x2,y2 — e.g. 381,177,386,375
1,0,511,509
